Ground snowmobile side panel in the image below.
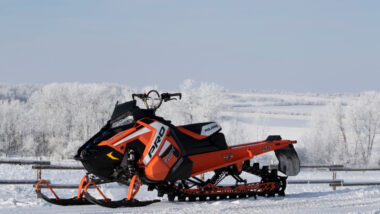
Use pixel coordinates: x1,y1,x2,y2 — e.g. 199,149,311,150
165,157,193,181
188,140,296,176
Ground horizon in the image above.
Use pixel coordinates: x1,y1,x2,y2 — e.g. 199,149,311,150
0,81,373,95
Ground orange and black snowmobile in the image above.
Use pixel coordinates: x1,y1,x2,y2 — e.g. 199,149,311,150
35,90,300,208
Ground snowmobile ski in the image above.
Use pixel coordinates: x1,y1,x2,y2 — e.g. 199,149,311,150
35,179,93,206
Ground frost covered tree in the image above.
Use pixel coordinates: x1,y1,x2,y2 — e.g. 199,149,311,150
0,100,26,156
25,83,134,158
0,82,226,158
304,91,380,166
180,79,224,123
304,101,349,164
0,83,135,158
155,80,224,126
348,92,380,165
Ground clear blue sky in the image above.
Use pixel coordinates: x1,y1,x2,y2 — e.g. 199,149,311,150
1,0,379,93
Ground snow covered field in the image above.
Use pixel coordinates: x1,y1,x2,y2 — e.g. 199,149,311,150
1,89,380,213
1,162,380,213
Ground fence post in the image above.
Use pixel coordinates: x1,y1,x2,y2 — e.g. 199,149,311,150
37,157,42,180
36,161,41,199
37,168,41,180
332,170,336,191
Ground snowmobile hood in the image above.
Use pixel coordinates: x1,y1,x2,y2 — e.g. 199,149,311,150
74,100,156,180
75,100,153,157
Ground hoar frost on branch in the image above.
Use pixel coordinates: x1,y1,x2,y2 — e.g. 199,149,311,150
304,92,380,166
0,81,224,159
156,79,224,125
1,82,379,166
348,92,380,165
0,83,134,158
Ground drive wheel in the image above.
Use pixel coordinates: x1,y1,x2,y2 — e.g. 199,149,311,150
277,177,287,196
168,194,175,201
178,195,186,202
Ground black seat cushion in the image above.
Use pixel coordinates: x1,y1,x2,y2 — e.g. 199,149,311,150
172,128,228,156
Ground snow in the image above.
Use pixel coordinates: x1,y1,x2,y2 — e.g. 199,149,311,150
1,163,380,213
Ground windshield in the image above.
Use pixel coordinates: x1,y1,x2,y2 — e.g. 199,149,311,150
109,100,138,127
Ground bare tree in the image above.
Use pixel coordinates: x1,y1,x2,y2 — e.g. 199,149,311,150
349,92,380,165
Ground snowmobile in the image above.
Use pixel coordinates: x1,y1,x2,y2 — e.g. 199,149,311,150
35,90,300,208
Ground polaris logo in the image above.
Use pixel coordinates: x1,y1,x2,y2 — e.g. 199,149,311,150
201,123,221,136
223,154,233,161
205,125,218,132
148,127,166,158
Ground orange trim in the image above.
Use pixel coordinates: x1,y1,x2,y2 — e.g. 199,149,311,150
177,126,208,140
126,175,142,201
189,139,296,176
76,175,89,199
35,180,60,200
247,148,253,158
84,182,110,203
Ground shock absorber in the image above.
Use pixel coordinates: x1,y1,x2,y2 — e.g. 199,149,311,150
115,149,137,184
127,149,136,176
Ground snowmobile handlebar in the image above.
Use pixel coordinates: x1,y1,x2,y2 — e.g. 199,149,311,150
132,90,182,111
161,93,182,101
132,93,147,100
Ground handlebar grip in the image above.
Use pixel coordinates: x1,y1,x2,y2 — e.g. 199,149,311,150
132,93,146,100
161,93,182,101
169,93,182,100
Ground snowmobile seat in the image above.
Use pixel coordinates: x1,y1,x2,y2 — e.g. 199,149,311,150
177,122,222,140
171,124,227,156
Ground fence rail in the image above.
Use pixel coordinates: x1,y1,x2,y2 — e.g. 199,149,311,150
288,179,343,184
330,182,380,187
0,180,41,184
0,159,50,165
301,164,344,169
32,165,84,170
330,168,380,172
33,183,93,189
